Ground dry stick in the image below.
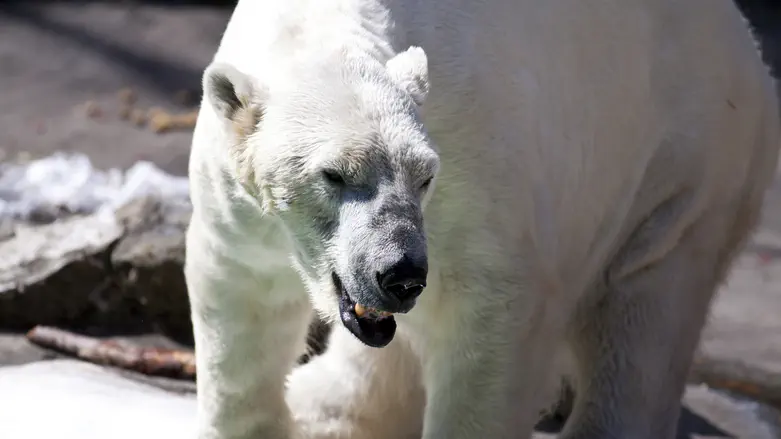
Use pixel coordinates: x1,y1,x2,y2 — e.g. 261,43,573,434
26,325,196,380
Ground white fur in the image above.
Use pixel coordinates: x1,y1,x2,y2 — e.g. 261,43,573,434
185,0,781,438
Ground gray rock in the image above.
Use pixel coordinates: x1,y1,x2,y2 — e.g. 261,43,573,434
0,194,194,342
0,214,122,330
110,195,193,343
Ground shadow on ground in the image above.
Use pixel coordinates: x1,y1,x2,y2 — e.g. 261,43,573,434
0,1,232,174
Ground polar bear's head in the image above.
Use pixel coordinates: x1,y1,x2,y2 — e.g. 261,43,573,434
203,47,439,348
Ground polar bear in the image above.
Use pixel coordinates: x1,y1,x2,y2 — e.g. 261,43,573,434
184,0,781,438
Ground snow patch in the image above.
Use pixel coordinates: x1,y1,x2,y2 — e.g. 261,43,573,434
0,152,190,222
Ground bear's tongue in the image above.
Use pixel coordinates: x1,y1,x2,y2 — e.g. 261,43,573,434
338,293,396,348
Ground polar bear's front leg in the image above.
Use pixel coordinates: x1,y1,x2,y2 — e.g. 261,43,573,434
417,286,562,439
186,240,311,439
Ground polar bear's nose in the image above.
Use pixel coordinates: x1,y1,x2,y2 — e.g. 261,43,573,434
377,255,428,309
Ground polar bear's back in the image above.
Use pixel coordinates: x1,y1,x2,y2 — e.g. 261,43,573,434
386,0,781,280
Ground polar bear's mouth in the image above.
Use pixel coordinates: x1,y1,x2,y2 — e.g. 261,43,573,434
333,273,397,348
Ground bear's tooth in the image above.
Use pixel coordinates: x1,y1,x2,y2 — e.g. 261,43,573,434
354,303,366,317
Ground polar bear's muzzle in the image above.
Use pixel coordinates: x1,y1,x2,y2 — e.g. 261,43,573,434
335,273,397,348
332,254,427,348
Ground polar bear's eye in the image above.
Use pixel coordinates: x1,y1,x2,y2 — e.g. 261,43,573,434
322,170,346,186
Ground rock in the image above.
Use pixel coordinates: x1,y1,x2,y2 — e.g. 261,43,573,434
0,193,193,341
111,195,193,343
0,360,196,439
0,214,122,330
692,230,781,406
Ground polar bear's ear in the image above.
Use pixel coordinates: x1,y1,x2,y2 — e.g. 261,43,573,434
203,62,267,138
385,46,429,107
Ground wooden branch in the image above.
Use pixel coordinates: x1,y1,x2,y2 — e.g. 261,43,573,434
26,325,196,380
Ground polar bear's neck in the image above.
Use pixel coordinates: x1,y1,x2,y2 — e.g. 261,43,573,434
215,0,400,79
